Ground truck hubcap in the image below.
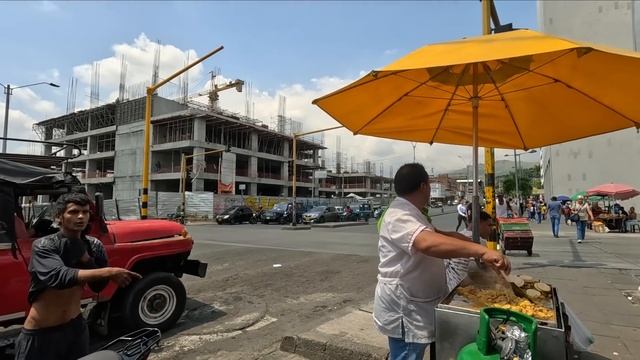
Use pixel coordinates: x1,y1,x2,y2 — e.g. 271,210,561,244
139,285,176,325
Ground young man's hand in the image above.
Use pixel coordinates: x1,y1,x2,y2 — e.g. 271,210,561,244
107,268,142,287
481,250,511,274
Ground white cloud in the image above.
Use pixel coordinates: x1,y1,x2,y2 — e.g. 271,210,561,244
36,1,60,13
72,33,203,106
384,49,399,56
195,74,493,176
38,68,61,83
11,88,60,117
0,102,42,153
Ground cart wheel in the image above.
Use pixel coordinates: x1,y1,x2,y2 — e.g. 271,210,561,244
527,249,533,256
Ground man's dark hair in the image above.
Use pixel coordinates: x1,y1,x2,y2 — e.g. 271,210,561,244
468,210,492,224
55,192,91,218
551,196,557,201
394,163,429,196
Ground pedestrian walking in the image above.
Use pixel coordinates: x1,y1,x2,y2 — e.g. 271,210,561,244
571,195,593,243
374,163,510,360
548,196,562,238
455,198,468,232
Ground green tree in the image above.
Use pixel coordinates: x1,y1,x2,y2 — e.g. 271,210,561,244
502,172,533,198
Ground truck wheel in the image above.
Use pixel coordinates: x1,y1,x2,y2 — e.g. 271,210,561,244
122,272,186,331
249,217,257,224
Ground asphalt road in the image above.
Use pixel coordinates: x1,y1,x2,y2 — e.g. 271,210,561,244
147,209,461,359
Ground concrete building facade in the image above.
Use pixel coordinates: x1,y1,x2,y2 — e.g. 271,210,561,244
538,0,640,207
317,172,394,199
34,96,325,199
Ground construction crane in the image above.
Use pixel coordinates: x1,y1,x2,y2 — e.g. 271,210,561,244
189,71,244,111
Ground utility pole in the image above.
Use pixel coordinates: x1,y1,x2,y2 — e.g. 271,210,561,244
141,45,224,219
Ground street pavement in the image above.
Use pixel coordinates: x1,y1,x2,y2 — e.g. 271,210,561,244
29,207,628,360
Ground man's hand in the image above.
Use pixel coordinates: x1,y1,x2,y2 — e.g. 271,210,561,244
481,250,511,274
107,268,142,287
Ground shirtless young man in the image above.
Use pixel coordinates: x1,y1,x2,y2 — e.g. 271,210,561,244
14,192,141,360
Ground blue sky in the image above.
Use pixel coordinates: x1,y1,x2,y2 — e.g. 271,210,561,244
0,0,539,172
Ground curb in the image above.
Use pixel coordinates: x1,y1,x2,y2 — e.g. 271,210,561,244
279,305,388,360
312,222,370,229
280,335,387,360
281,225,312,231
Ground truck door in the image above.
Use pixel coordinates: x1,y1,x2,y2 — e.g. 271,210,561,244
0,216,31,323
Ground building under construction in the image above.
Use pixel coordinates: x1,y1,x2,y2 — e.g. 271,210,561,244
33,96,325,199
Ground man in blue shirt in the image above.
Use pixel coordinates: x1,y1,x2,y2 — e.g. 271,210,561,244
548,196,563,238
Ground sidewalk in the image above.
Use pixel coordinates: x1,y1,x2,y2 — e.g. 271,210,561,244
279,219,640,360
519,220,640,359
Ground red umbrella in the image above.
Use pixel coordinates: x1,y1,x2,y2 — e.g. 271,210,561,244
587,184,640,200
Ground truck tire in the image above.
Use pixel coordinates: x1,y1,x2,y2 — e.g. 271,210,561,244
122,272,186,331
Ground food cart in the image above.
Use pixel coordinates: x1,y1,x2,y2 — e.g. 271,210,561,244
435,268,589,359
498,217,534,256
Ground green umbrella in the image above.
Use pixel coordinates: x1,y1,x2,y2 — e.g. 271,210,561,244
570,191,604,202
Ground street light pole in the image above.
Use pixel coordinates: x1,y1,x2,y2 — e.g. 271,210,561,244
2,85,10,154
291,125,344,226
513,149,519,204
411,142,417,163
1,82,60,153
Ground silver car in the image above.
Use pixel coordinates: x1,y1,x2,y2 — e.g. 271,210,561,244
302,206,340,224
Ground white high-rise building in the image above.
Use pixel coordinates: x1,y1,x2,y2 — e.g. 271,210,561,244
539,0,640,208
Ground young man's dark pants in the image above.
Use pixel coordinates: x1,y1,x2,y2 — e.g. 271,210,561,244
14,314,89,360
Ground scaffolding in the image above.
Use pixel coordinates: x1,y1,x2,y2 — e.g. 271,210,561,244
33,103,117,140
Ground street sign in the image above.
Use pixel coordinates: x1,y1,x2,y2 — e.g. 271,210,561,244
239,184,246,190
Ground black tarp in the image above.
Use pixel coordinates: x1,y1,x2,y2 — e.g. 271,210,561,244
0,159,72,186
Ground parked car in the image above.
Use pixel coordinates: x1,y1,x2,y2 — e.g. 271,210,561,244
302,206,340,224
262,202,304,224
216,205,254,224
335,206,344,215
0,159,207,341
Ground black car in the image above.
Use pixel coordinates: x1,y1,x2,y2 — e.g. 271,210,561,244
216,205,254,224
262,202,304,224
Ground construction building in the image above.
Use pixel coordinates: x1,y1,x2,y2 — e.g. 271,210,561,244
33,96,325,199
317,171,394,199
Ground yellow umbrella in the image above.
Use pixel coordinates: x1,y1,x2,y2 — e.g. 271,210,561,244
313,29,640,149
313,29,640,243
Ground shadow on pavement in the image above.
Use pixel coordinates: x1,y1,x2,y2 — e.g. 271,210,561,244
89,297,227,352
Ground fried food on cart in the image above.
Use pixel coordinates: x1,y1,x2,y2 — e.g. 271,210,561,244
457,286,554,320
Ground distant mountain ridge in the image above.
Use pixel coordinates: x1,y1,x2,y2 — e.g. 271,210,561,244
444,159,538,178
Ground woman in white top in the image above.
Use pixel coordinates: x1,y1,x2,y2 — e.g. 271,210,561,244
572,195,593,243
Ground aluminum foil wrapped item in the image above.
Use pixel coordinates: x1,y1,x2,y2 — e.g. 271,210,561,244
504,324,532,360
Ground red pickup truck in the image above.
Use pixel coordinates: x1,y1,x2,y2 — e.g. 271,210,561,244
0,159,207,337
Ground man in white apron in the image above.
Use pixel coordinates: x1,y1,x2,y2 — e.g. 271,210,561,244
374,163,510,360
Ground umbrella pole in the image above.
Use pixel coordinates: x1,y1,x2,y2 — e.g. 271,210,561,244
472,63,481,244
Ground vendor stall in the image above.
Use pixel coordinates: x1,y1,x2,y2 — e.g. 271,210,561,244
435,267,592,359
497,217,534,256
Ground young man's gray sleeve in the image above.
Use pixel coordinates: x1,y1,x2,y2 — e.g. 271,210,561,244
30,245,79,289
85,237,109,293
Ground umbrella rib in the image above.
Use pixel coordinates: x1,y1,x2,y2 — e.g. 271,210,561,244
481,63,527,149
481,80,558,99
429,63,471,145
405,95,466,101
312,70,407,104
353,66,454,134
480,49,574,99
496,59,640,128
394,73,468,100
